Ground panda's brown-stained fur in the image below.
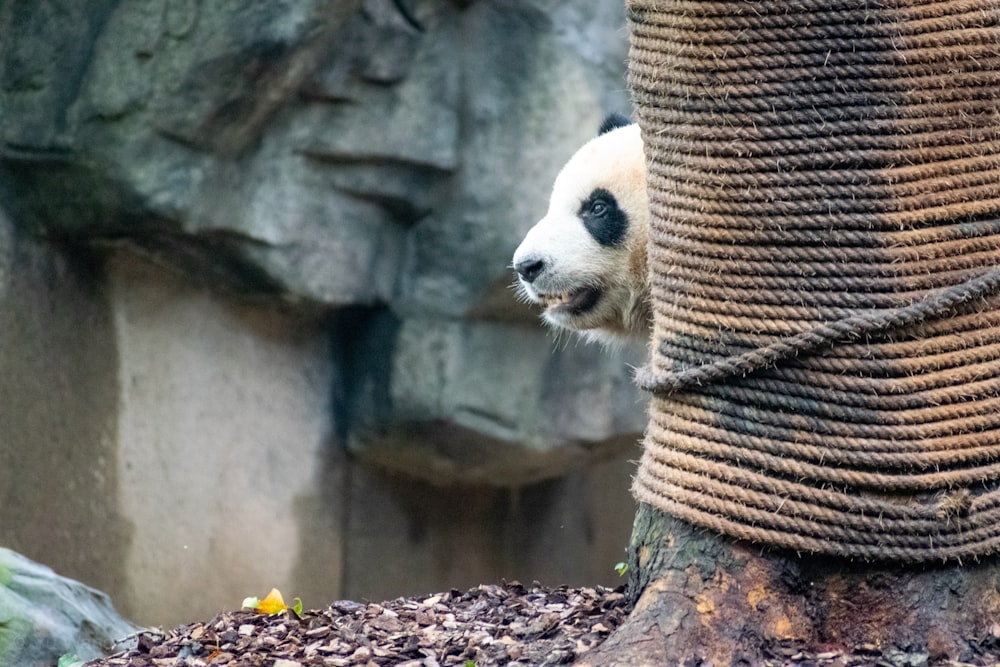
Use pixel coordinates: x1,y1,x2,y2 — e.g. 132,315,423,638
512,121,651,346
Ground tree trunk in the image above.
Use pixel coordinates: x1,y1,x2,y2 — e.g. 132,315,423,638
582,0,1000,664
578,504,1000,666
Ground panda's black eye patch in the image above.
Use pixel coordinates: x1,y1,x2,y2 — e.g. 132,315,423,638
580,188,627,247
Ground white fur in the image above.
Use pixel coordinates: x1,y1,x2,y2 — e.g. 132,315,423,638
513,123,650,344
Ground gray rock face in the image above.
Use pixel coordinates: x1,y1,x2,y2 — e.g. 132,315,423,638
344,315,645,484
0,0,645,484
0,548,139,666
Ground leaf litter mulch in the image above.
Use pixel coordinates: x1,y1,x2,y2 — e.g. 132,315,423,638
84,581,1000,667
86,582,626,667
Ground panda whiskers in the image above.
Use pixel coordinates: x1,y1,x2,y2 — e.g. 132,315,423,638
508,277,536,307
549,326,573,352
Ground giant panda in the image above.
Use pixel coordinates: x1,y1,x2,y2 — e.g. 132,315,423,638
512,113,651,346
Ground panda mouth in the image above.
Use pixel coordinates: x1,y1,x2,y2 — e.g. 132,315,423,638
540,286,602,315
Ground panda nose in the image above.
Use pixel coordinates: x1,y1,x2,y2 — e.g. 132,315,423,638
515,258,545,283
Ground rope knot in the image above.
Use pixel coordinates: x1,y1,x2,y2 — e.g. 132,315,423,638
635,266,1000,396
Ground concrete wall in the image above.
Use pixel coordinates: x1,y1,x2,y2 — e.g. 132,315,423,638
108,250,339,623
0,211,127,601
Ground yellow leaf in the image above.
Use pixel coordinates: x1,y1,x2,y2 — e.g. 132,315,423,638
256,588,288,615
243,588,288,614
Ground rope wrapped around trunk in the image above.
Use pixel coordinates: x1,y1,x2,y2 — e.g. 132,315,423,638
629,0,1000,562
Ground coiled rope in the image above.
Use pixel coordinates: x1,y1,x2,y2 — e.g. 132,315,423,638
629,0,1000,562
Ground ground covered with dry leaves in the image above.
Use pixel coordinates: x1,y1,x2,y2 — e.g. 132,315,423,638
84,581,1000,667
85,582,626,667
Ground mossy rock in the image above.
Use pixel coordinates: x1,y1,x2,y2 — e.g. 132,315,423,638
0,548,139,667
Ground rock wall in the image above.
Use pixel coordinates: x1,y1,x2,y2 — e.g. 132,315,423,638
0,0,645,626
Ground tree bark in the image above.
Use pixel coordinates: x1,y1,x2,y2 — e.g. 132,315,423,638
577,504,1000,666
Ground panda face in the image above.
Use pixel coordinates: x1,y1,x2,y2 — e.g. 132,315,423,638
512,119,650,345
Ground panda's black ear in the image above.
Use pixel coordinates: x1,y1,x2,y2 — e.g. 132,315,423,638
598,113,631,135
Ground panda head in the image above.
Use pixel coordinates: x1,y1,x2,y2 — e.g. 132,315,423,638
512,113,650,345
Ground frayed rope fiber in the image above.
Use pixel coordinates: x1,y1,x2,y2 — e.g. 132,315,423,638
629,0,1000,562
